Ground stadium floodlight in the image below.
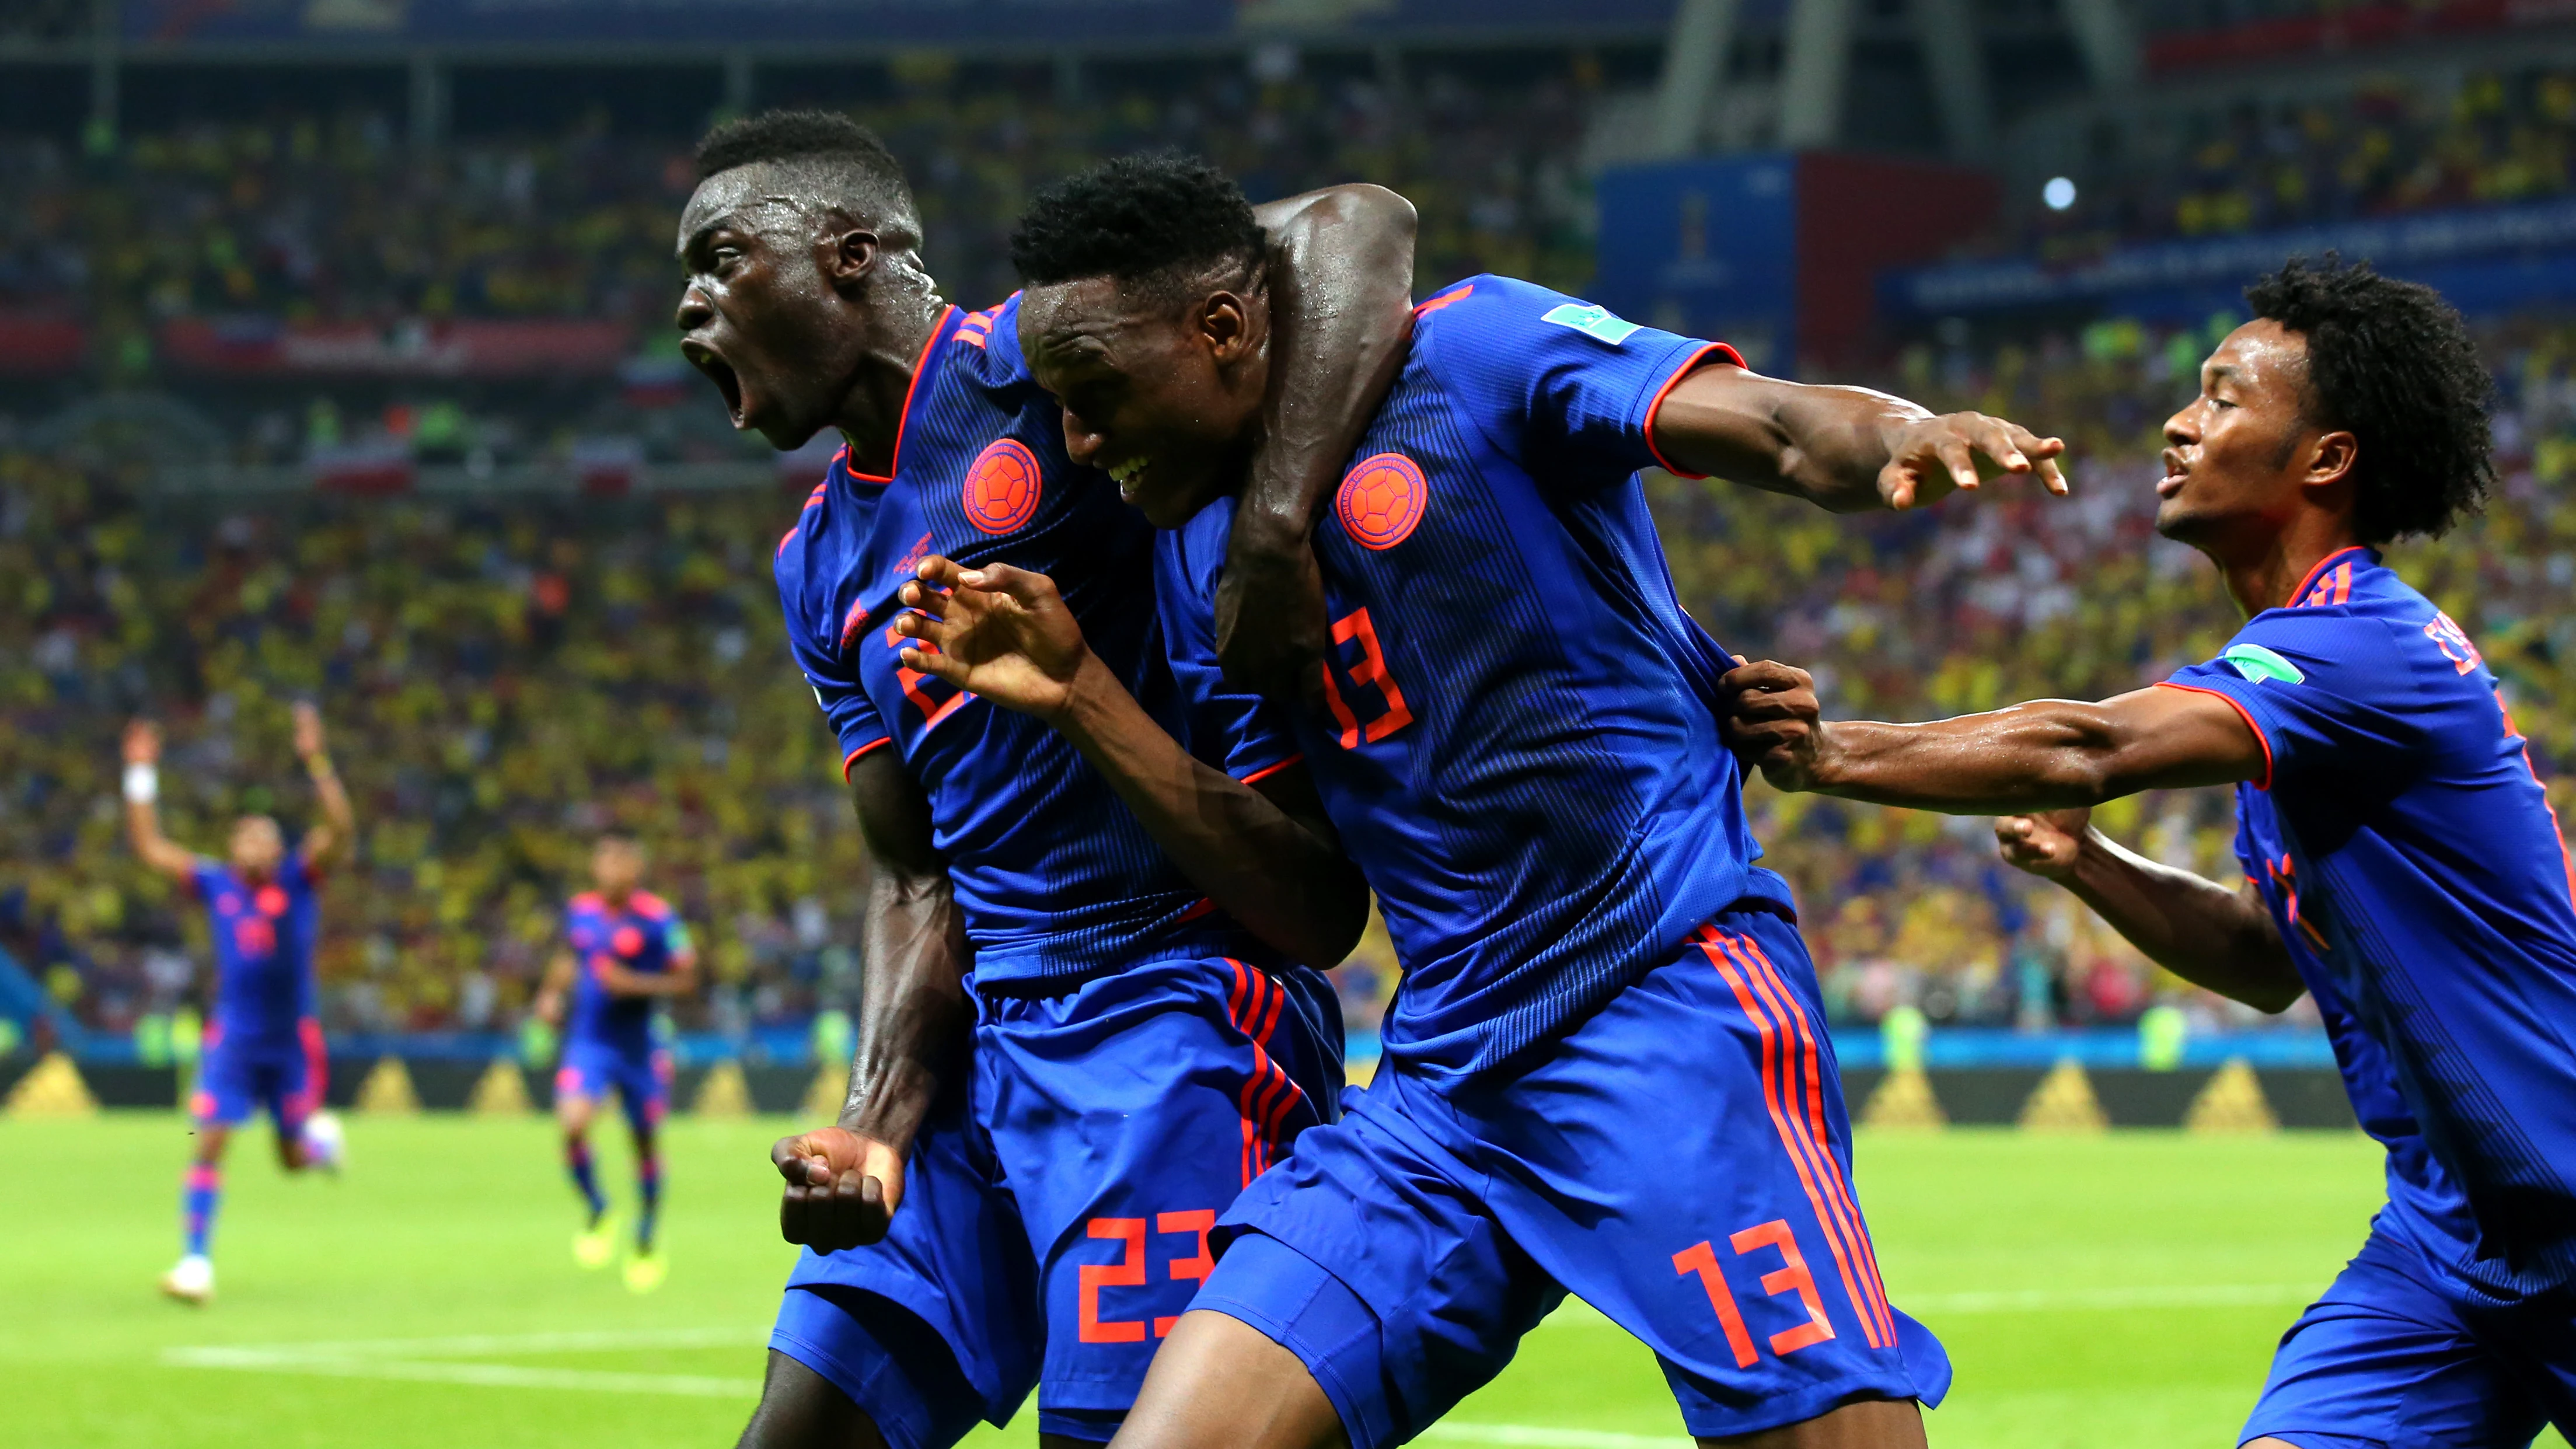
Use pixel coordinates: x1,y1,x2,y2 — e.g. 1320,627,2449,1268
2043,176,2079,211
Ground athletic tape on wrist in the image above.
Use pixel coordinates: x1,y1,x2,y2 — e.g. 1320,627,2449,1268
124,763,159,805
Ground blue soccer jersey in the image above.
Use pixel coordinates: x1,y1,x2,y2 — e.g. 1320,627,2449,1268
1157,275,1792,1080
2165,546,2576,1303
190,851,323,1054
773,296,1300,987
563,889,690,1057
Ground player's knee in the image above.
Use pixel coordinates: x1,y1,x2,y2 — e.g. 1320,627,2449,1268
738,1349,891,1449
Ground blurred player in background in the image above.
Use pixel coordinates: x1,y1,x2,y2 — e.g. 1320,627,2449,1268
893,155,2065,1449
675,113,1408,1448
1722,259,2576,1447
123,701,351,1307
533,833,698,1293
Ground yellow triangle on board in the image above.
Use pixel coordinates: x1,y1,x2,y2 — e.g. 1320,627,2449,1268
2185,1057,2279,1134
692,1060,753,1118
1859,1065,1946,1130
356,1056,420,1115
2020,1059,2109,1132
5,1052,99,1118
802,1064,845,1123
467,1059,532,1116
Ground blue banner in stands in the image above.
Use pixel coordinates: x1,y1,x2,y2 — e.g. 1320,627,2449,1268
1886,195,2576,321
1592,152,1800,374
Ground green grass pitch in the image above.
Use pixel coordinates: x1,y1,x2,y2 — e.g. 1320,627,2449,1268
4,1114,2564,1449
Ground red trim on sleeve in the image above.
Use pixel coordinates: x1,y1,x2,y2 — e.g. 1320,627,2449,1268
1643,341,1750,480
847,307,955,485
842,736,893,780
2155,680,2274,792
1235,754,1304,787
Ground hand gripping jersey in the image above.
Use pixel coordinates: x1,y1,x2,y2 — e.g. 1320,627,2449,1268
563,889,690,1057
773,296,1299,986
190,851,323,1054
1158,275,1792,1079
2165,546,2576,1305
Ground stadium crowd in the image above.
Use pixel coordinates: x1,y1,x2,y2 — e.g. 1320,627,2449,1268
2029,59,2576,256
0,57,1594,343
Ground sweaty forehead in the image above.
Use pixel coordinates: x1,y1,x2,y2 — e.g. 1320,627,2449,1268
677,167,820,248
2211,319,2308,382
1023,278,1163,359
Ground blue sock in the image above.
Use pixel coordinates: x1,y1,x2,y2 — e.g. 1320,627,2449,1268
636,1151,661,1253
183,1163,221,1258
566,1137,606,1222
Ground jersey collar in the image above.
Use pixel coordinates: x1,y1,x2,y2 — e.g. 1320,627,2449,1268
2287,544,2378,609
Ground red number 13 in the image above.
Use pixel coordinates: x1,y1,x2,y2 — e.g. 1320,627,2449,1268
1319,607,1413,749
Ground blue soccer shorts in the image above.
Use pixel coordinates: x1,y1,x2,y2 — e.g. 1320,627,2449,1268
2243,1217,2576,1448
554,1041,672,1136
190,1017,326,1132
769,953,1345,1447
1198,906,1950,1448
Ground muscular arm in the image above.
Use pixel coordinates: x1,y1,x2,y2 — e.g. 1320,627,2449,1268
592,950,701,998
1719,661,2301,1012
893,559,1370,972
1650,365,2067,514
2001,812,2303,1014
291,700,354,867
1726,663,2266,813
1220,183,1420,700
770,748,972,1251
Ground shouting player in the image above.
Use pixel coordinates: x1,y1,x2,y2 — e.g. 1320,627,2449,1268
1721,258,2576,1446
891,155,2066,1449
533,832,699,1292
672,115,1412,1447
124,702,351,1307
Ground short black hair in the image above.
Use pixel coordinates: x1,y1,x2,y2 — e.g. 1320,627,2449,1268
693,109,917,236
1010,152,1267,303
2244,254,2493,544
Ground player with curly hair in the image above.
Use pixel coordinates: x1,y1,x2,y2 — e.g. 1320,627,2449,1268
1725,256,2576,1446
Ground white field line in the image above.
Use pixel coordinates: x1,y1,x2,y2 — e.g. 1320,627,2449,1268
162,1326,773,1398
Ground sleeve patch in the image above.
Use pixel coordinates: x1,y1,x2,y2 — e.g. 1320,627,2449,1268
1540,302,1642,347
2222,642,2306,685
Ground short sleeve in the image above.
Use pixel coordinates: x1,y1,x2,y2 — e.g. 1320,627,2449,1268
1151,511,1304,784
2161,611,2420,792
775,549,891,778
1415,275,1741,493
187,860,222,902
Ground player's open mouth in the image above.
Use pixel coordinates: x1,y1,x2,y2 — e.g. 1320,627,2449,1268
2157,452,2189,498
687,346,751,427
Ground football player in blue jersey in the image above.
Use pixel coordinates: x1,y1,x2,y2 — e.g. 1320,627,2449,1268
670,114,1416,1449
123,701,352,1306
1723,257,2576,1449
533,833,699,1291
888,154,2067,1449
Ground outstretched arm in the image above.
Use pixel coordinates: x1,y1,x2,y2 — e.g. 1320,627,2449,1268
1651,366,2068,514
1221,184,1420,701
1721,661,2263,812
769,749,971,1251
291,702,355,868
893,557,1370,971
1991,810,2304,1013
1718,660,2301,1012
121,721,200,881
